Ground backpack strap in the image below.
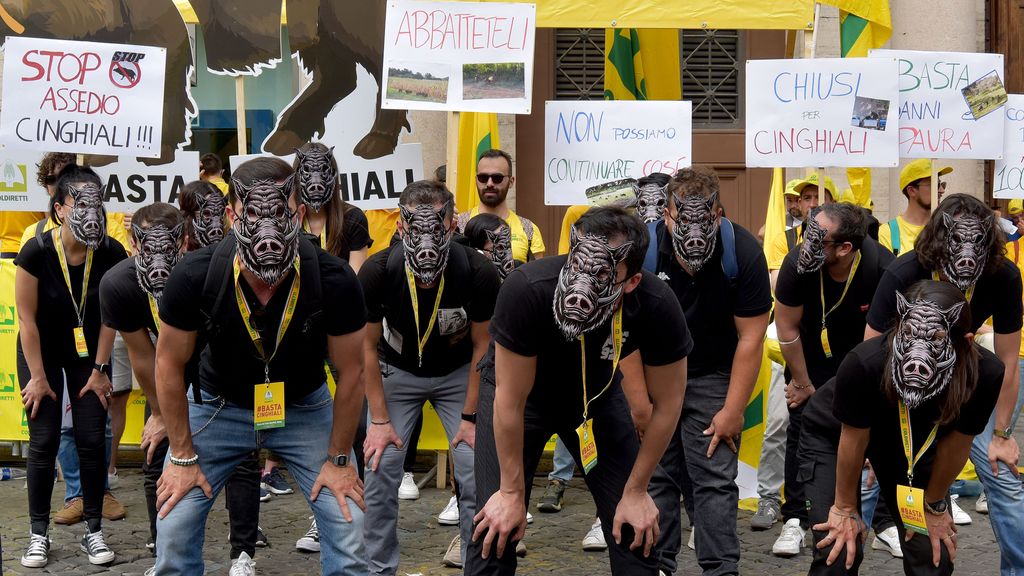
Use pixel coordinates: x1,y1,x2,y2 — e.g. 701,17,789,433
34,218,47,249
643,221,660,274
888,219,901,256
720,218,739,282
784,226,798,251
520,215,535,262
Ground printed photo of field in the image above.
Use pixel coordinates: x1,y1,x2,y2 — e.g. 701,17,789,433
962,70,1008,120
387,64,449,104
463,63,526,100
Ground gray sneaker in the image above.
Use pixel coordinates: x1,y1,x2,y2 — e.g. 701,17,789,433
537,479,567,512
750,499,780,531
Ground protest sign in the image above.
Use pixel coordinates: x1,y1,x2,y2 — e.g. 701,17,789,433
746,58,900,168
381,1,536,114
544,100,691,206
92,151,199,211
870,50,1007,160
231,144,423,211
993,95,1024,199
0,36,167,159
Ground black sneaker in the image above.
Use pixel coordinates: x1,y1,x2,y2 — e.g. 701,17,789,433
21,533,50,568
81,530,115,565
259,486,273,502
256,525,269,547
146,536,156,554
260,467,293,495
537,479,567,512
295,517,320,552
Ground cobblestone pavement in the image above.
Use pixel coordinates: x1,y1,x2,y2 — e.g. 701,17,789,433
0,466,1003,575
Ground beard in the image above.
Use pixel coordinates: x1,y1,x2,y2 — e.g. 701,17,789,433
478,185,509,208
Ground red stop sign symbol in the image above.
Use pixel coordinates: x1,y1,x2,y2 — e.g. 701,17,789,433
109,60,141,88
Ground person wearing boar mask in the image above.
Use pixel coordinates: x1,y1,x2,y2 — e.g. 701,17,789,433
467,206,692,575
152,158,369,575
357,180,500,573
15,164,127,568
648,167,772,576
771,202,894,559
810,280,1003,576
866,194,1024,575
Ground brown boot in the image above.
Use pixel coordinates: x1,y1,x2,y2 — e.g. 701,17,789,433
102,491,126,521
53,496,84,525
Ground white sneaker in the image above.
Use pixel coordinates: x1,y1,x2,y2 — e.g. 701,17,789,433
438,495,460,525
443,534,463,568
976,491,989,514
21,533,50,568
871,526,904,558
581,519,607,551
144,567,156,576
295,517,320,552
230,551,256,576
107,468,119,490
772,518,805,557
527,511,534,524
398,472,420,500
80,530,115,565
687,528,695,550
950,495,972,525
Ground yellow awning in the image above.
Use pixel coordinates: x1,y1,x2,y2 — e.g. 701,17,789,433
474,0,815,29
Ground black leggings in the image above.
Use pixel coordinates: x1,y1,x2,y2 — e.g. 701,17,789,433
19,342,107,535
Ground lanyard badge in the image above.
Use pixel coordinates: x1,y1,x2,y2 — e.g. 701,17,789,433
405,264,445,368
575,308,623,475
53,228,94,358
895,400,939,535
818,251,861,359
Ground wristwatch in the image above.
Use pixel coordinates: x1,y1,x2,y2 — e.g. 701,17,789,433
994,426,1014,439
93,362,111,377
461,412,477,424
328,453,349,467
925,499,949,516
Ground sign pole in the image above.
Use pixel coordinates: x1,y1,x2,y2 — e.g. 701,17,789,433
235,76,248,155
930,159,939,214
447,111,460,199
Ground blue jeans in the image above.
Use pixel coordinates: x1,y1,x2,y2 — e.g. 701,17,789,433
548,437,575,483
155,385,367,575
968,358,1024,576
59,414,113,501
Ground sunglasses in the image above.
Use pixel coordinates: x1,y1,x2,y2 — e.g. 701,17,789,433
476,173,507,185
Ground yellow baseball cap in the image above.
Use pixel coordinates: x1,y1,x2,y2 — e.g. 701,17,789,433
792,173,837,200
900,159,952,192
784,179,801,197
1009,199,1023,216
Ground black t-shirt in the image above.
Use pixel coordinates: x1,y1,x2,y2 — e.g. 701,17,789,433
15,231,127,363
359,243,500,377
866,251,1023,334
307,203,373,262
487,256,693,414
833,336,1004,485
100,258,158,336
654,220,772,377
159,237,366,408
775,237,894,386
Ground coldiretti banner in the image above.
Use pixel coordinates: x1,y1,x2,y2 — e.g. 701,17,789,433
472,0,814,29
0,259,27,441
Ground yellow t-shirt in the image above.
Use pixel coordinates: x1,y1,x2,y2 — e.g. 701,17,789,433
1006,239,1024,359
208,176,229,196
1,211,46,255
19,213,131,255
558,205,592,255
767,227,802,271
877,215,924,255
460,207,545,262
366,209,400,257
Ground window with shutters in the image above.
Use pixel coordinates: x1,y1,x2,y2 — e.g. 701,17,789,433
553,28,743,128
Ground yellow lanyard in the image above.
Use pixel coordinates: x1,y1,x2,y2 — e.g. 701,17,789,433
147,294,161,335
405,265,445,368
819,250,862,329
233,254,301,382
579,308,623,421
52,227,94,326
898,400,939,487
931,270,975,302
303,219,328,250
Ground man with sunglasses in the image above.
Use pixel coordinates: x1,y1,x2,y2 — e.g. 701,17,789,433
878,159,953,256
456,149,545,262
770,202,894,558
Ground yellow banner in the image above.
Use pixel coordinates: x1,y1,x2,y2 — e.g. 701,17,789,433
0,259,26,441
474,0,814,29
